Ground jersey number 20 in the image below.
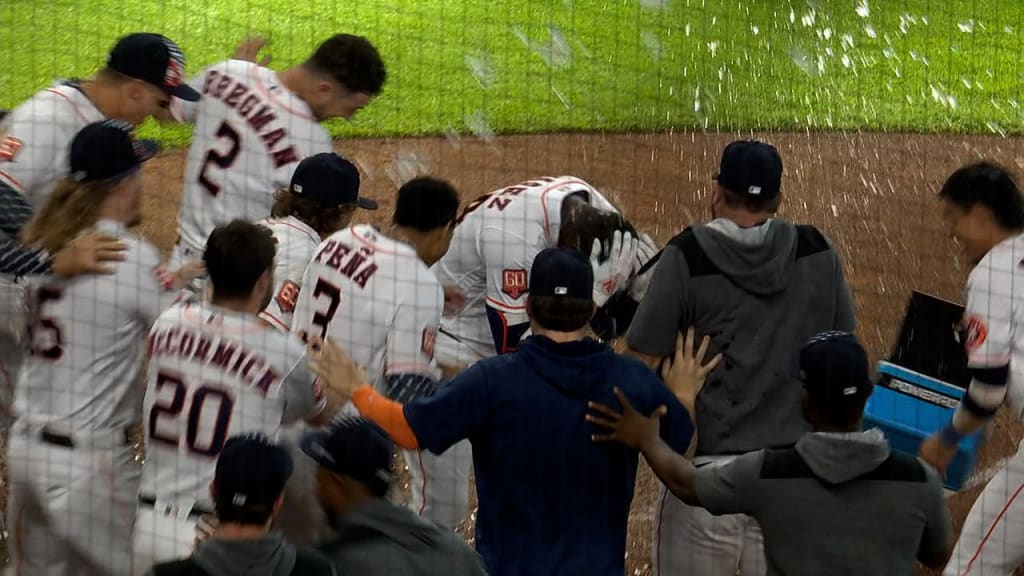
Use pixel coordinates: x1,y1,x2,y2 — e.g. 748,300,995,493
149,371,234,457
197,121,242,197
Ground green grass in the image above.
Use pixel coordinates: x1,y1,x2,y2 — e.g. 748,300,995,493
2,0,1023,147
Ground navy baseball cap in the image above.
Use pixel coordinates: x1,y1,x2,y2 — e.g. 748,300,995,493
290,153,377,209
107,33,200,101
800,331,872,401
301,416,393,495
714,140,783,200
69,120,158,183
214,434,294,511
529,247,594,299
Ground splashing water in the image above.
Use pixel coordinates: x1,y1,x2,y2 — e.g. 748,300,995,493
641,31,663,60
864,25,877,39
386,151,431,185
958,20,975,33
855,1,870,18
464,111,496,142
464,51,496,89
985,121,1007,137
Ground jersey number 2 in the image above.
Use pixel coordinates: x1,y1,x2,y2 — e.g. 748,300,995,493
148,371,234,457
197,121,242,197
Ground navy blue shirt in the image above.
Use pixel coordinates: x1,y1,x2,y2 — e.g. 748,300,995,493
404,336,694,576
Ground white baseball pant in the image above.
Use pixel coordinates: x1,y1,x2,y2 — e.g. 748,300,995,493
652,455,767,576
6,422,140,576
130,498,206,575
944,439,1024,575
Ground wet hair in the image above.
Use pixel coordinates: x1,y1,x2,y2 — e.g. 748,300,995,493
557,198,633,260
204,220,276,299
939,161,1024,231
305,34,387,95
527,295,594,332
393,176,460,232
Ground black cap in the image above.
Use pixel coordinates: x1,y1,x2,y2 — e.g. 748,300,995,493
301,416,393,495
214,434,294,511
800,331,872,401
107,33,201,102
290,153,377,209
69,119,158,183
714,140,783,200
528,247,594,299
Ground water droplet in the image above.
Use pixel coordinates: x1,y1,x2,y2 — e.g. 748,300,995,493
551,86,572,109
961,77,972,89
789,8,796,24
855,1,870,18
386,151,431,185
751,25,760,36
789,46,820,77
685,23,691,36
637,0,669,9
985,121,1007,137
801,10,816,27
864,25,877,38
958,20,975,33
464,111,496,142
1004,25,1015,34
641,31,663,60
464,51,496,89
822,27,833,40
882,47,896,59
840,33,855,49
707,41,719,57
841,54,852,68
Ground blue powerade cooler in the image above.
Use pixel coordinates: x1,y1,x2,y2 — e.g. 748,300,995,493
862,291,985,491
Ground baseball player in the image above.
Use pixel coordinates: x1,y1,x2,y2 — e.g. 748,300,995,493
433,175,655,367
291,176,463,527
170,34,386,275
257,152,377,332
917,162,1024,575
6,120,201,576
132,220,353,574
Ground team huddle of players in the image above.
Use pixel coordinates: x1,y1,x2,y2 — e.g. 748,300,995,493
0,31,658,575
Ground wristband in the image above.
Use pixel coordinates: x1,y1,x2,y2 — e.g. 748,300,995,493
939,423,964,447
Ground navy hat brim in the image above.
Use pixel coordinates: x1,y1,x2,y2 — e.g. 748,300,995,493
168,83,201,102
299,429,337,472
357,197,379,210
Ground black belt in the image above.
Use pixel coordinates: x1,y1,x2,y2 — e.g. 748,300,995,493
40,427,132,449
138,494,215,520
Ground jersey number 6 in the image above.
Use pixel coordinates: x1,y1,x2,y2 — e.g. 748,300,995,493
148,371,235,457
197,121,242,197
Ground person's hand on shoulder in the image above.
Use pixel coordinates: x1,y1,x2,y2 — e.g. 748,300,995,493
52,231,127,277
587,387,664,451
233,36,271,66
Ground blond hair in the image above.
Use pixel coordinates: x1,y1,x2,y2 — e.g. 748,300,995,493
22,177,113,253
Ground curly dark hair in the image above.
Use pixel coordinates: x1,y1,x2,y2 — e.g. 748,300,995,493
305,34,386,95
270,189,352,237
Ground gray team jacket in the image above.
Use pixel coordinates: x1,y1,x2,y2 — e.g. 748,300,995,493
627,219,856,455
319,498,486,576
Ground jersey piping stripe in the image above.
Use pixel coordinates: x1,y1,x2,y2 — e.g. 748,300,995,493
249,66,315,121
0,170,25,193
349,225,415,257
258,310,289,332
485,296,527,311
43,88,93,124
958,479,1024,575
968,353,1013,367
181,303,266,334
267,218,320,245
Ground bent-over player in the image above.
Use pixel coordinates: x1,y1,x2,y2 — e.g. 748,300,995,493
292,177,463,527
258,152,377,332
433,175,655,367
132,220,353,574
171,34,386,272
918,162,1024,576
6,120,200,576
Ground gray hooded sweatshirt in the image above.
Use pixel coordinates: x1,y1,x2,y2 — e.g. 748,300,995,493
320,498,486,576
627,218,856,454
695,429,952,575
146,533,335,576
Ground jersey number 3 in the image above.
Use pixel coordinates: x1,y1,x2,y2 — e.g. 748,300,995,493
148,371,235,457
198,121,242,197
